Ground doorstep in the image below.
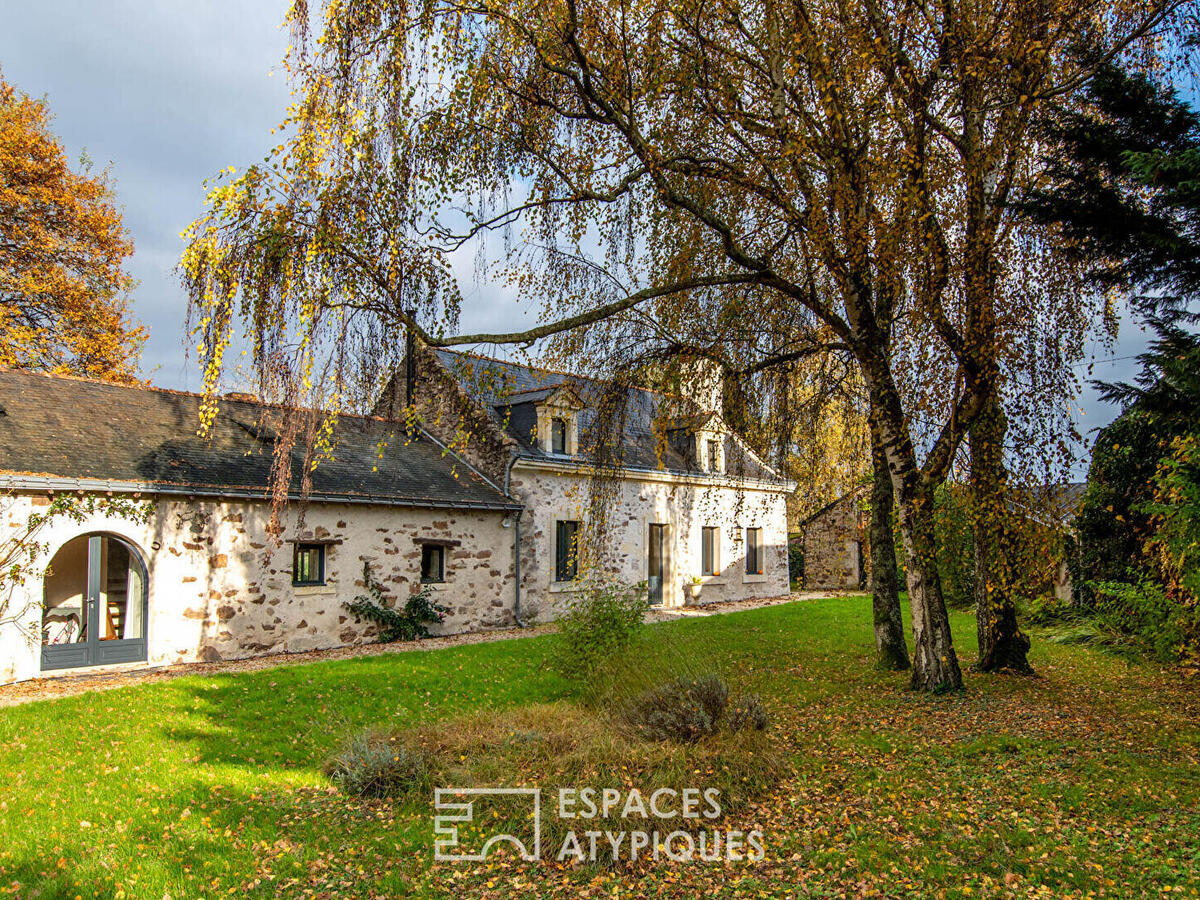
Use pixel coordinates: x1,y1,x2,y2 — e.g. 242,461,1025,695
35,659,164,682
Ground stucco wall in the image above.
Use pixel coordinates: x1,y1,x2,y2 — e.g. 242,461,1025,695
508,463,790,617
0,493,515,685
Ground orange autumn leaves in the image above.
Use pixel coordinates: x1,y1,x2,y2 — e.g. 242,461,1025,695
0,68,142,381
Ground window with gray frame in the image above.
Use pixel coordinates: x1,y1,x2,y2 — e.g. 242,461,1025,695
293,543,326,585
551,417,568,454
701,526,719,575
555,519,580,581
745,527,763,575
707,438,720,472
420,544,445,583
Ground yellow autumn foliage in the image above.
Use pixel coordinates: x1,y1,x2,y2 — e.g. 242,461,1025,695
0,68,143,381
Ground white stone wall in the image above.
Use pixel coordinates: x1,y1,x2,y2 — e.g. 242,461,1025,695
509,464,790,618
0,493,516,685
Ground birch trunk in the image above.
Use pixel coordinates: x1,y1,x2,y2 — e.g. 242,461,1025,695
866,366,964,692
870,427,910,670
970,396,1034,673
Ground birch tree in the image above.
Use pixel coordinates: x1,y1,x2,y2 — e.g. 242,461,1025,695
181,0,1186,690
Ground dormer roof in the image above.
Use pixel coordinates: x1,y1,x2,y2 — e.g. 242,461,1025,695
495,382,585,410
428,348,785,483
662,410,721,434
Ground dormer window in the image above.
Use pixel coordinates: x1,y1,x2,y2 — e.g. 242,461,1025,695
530,384,583,456
695,423,725,474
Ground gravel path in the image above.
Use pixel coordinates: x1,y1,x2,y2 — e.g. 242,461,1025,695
0,590,856,707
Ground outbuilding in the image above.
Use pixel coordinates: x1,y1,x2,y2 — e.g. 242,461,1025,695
0,371,521,685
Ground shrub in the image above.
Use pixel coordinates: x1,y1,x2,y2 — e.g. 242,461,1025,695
787,542,804,587
324,729,430,797
1074,409,1169,606
1041,620,1109,648
625,674,729,743
1141,434,1200,665
344,561,450,642
727,694,770,733
1091,577,1198,663
1025,591,1079,626
552,581,649,682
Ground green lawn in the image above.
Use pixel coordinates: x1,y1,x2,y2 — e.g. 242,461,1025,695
2,597,1198,898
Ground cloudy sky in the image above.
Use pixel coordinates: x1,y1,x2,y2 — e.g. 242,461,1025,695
1,1,1153,468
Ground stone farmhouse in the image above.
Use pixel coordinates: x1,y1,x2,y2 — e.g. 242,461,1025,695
0,349,791,685
377,346,794,619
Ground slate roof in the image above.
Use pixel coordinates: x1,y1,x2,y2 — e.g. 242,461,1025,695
0,369,520,510
1011,482,1089,527
497,386,569,404
1045,482,1088,519
430,349,785,483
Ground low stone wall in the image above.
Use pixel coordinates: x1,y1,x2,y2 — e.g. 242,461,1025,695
0,493,515,685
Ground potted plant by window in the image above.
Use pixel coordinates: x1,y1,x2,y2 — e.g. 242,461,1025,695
686,576,704,603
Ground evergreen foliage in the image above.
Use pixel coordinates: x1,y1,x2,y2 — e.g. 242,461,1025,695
1027,61,1200,662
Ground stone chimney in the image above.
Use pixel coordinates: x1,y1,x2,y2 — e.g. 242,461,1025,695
682,358,724,415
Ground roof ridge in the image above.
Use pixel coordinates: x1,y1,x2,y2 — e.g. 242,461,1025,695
434,346,690,402
0,367,405,426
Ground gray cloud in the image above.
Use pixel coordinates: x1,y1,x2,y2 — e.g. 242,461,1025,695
1,1,291,386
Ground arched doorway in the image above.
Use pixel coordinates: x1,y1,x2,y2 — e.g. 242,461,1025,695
41,534,148,671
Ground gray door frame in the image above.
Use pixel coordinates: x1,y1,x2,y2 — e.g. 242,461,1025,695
41,534,149,672
647,523,666,607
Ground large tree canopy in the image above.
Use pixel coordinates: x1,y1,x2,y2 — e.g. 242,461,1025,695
182,0,1188,690
0,69,142,380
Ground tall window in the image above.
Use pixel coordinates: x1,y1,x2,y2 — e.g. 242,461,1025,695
745,528,763,575
551,417,568,454
421,544,445,583
555,520,580,581
707,438,720,472
293,543,326,586
701,526,719,576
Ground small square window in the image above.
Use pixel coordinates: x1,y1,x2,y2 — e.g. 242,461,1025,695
551,417,568,454
745,528,763,575
293,543,326,586
421,544,445,583
555,520,580,582
701,526,719,576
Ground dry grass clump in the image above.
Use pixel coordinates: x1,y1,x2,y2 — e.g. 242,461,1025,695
325,698,785,862
323,621,785,869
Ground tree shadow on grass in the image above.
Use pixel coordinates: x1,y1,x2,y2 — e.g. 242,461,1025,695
158,631,572,771
0,633,572,898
